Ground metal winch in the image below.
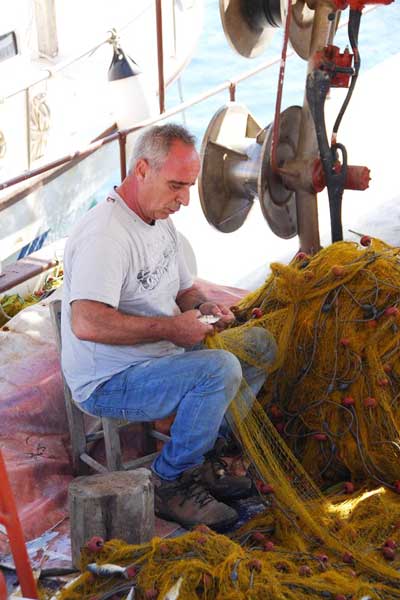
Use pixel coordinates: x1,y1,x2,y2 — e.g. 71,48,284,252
198,102,301,239
198,0,389,253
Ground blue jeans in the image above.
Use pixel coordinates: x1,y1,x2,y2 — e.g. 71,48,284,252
81,327,276,480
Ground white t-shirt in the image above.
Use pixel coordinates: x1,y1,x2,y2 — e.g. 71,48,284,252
61,189,193,403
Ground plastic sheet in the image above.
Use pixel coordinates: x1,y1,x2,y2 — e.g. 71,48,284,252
0,281,247,551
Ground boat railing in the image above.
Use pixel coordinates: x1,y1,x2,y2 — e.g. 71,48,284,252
0,50,288,294
1,0,184,170
0,3,378,198
0,4,379,293
0,50,287,198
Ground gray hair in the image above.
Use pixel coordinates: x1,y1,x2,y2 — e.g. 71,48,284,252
128,123,196,173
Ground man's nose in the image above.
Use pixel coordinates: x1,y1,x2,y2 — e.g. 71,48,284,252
177,188,190,206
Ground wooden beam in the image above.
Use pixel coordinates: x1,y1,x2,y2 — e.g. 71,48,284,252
34,0,58,59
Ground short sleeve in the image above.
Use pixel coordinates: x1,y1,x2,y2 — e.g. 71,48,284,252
177,234,194,292
69,235,128,308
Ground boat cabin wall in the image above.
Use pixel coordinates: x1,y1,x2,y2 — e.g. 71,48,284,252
0,1,40,61
0,1,43,180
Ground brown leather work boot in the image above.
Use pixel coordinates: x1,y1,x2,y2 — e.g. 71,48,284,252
212,436,242,458
199,442,253,501
152,468,238,530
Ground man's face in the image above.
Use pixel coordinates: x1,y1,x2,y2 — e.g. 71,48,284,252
136,140,200,222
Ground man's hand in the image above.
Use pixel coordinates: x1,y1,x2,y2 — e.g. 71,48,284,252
71,300,213,347
169,309,214,347
196,302,235,331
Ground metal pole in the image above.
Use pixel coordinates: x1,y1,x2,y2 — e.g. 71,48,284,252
0,451,39,599
119,133,127,181
0,571,7,600
155,0,166,114
294,1,335,254
25,88,31,170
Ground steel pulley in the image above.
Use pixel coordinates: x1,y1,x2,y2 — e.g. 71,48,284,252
219,0,328,60
198,102,301,239
290,0,317,59
219,0,285,58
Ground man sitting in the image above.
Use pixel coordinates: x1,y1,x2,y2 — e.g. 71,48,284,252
61,123,276,529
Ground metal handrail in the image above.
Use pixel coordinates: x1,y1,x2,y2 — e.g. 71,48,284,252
0,4,378,196
0,0,204,184
0,51,286,194
2,1,159,174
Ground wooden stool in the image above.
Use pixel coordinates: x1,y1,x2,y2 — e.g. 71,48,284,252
49,299,170,475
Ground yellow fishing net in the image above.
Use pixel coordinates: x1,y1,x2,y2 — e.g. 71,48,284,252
52,238,400,600
0,265,63,328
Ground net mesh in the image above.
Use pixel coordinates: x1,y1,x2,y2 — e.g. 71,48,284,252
52,238,400,600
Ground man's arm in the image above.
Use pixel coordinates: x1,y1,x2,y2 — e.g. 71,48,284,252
176,283,235,329
176,283,207,312
71,299,213,347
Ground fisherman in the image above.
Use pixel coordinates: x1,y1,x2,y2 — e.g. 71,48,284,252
61,123,277,530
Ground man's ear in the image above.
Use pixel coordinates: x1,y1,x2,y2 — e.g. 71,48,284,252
135,158,149,182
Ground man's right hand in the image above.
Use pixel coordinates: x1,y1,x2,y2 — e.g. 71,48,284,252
169,309,214,347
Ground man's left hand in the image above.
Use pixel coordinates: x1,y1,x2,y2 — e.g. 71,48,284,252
197,302,235,330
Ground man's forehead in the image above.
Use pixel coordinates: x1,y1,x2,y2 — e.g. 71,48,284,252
164,140,199,163
160,143,200,179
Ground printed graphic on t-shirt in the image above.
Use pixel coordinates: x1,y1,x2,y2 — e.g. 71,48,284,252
137,239,176,291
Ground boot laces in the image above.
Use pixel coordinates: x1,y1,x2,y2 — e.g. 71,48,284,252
207,454,228,479
178,469,214,508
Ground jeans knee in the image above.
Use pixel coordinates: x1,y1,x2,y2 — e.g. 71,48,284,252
243,326,277,366
209,349,242,399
